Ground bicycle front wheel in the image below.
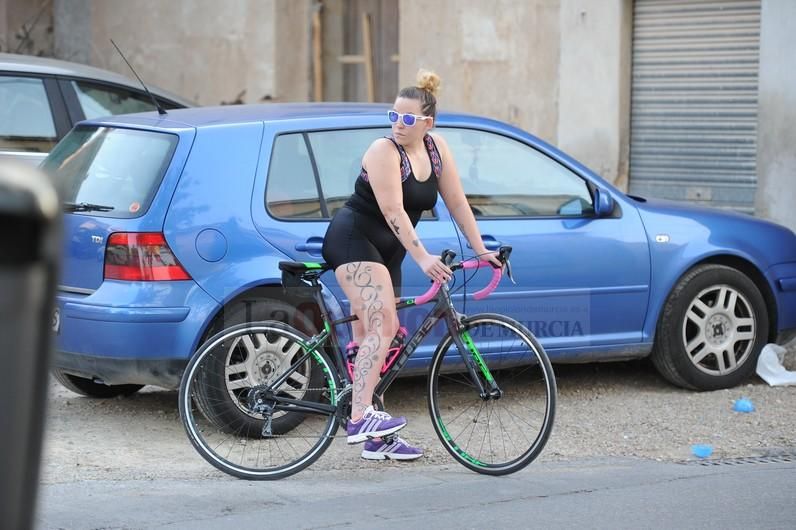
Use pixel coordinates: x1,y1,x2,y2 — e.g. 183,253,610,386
179,321,340,480
428,313,556,475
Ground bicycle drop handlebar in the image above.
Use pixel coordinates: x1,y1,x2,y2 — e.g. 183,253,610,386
412,246,512,305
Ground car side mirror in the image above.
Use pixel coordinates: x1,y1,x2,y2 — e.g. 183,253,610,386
593,187,615,217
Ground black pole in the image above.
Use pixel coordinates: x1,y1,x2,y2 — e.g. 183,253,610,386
0,162,61,530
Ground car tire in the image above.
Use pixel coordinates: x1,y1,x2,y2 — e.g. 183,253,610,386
193,296,323,436
52,369,144,398
652,264,769,390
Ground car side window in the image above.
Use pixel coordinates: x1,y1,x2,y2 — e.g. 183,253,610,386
443,128,594,217
265,133,322,219
0,76,57,153
307,128,389,218
72,80,157,119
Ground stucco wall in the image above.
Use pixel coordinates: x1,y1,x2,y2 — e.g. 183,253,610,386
558,0,632,189
52,0,312,106
399,0,561,146
0,1,7,51
274,1,313,102
755,0,796,232
399,0,629,186
1,0,53,56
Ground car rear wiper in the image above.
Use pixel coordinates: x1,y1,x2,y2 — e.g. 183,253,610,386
63,202,115,213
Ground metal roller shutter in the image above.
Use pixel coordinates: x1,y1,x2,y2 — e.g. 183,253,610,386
629,0,761,213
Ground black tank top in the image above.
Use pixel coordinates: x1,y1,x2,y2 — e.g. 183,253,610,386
345,134,442,226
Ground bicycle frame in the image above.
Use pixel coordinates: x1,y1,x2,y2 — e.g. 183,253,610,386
260,274,500,422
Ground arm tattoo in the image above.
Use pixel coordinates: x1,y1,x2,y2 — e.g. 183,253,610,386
412,239,419,247
389,217,400,236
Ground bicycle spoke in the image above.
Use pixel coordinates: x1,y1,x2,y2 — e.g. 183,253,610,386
439,372,478,389
494,403,514,460
497,403,538,447
462,401,486,455
440,400,480,428
477,403,493,461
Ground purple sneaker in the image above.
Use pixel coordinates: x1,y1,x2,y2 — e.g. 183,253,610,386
361,436,423,461
346,406,406,444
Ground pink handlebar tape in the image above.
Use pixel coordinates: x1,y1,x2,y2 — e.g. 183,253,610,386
412,260,502,305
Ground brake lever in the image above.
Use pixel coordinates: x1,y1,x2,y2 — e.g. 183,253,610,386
505,259,517,285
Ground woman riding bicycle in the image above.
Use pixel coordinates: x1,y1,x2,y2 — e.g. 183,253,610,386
321,69,502,460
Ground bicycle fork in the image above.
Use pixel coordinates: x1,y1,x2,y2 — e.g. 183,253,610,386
446,313,502,400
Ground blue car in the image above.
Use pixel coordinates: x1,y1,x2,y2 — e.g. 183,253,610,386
44,104,796,404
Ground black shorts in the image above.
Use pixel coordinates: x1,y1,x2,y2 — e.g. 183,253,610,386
321,206,405,297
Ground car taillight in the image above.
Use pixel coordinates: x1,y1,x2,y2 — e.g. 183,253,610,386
104,232,191,281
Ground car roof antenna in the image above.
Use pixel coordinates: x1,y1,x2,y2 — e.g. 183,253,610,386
110,39,167,116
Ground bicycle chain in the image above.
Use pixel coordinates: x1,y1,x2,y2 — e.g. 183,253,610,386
247,385,393,442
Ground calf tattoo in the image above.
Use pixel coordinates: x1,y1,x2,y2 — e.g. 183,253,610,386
344,262,387,414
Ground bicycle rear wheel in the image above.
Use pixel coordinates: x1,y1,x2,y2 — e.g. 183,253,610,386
428,313,556,475
179,321,340,480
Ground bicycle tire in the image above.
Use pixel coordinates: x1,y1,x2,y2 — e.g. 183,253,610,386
179,321,340,480
428,313,556,475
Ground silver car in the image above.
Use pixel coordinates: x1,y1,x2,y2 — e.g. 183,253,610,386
0,53,193,166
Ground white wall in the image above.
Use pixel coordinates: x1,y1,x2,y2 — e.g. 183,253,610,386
755,0,796,232
52,0,313,106
558,0,632,189
400,0,561,146
399,0,630,186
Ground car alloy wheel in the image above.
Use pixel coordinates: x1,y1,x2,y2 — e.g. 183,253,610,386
224,329,314,420
652,264,769,390
681,284,756,377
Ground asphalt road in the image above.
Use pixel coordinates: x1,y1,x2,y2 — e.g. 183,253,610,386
36,355,796,529
37,456,796,529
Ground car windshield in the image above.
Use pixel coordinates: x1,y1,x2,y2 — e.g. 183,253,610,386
41,126,177,218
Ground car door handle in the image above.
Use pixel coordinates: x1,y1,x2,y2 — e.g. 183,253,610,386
467,235,502,251
295,237,324,254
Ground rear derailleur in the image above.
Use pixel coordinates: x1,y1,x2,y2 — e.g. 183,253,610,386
247,387,276,437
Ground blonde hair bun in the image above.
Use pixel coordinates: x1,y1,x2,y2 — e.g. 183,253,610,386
416,69,441,97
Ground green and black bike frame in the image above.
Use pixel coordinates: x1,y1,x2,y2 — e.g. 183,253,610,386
261,249,507,418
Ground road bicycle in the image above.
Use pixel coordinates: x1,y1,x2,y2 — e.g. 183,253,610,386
179,246,556,479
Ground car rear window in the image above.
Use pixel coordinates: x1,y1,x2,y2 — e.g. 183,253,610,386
42,126,177,218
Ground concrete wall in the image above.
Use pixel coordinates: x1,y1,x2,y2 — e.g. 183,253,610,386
399,0,630,186
755,0,796,232
558,0,632,190
274,1,314,103
51,0,312,106
0,0,6,51
400,0,561,146
0,0,53,56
